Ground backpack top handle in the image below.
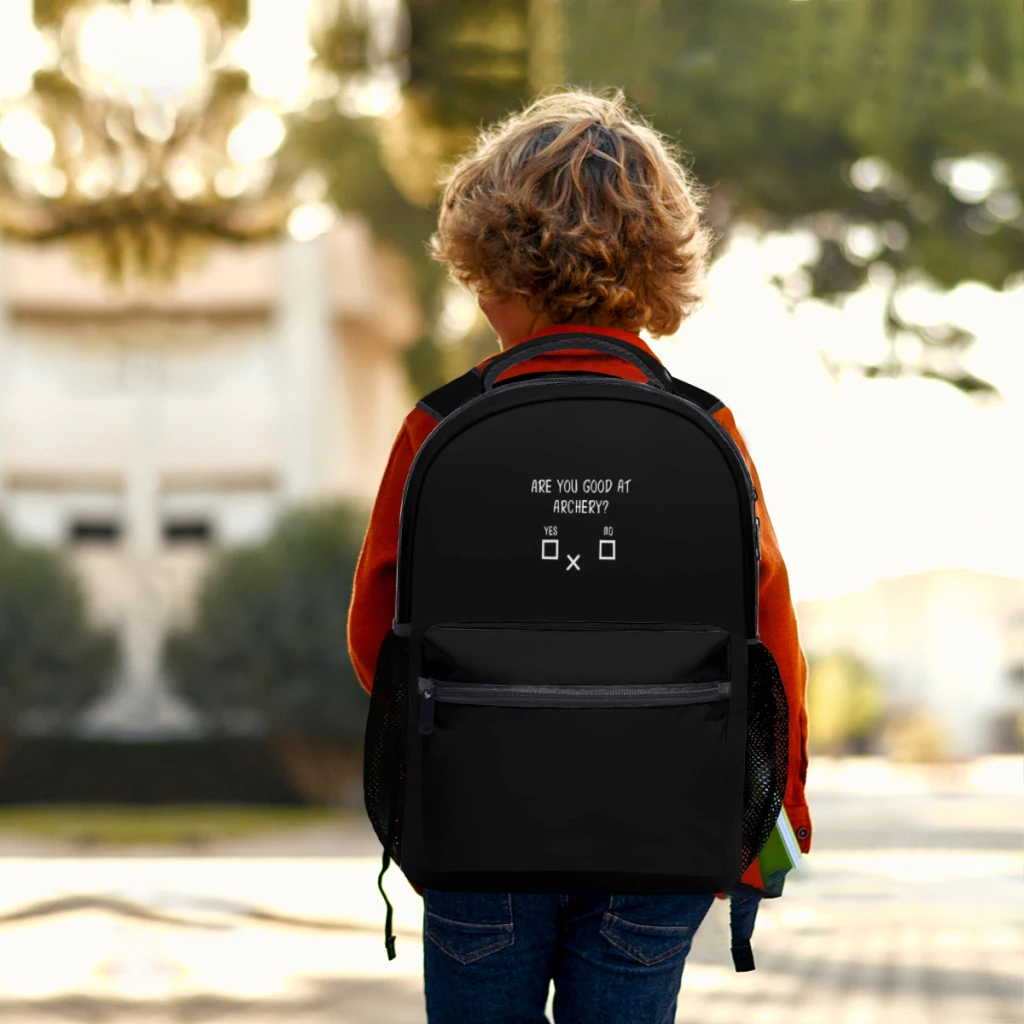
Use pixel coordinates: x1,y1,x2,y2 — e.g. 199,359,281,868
481,333,674,393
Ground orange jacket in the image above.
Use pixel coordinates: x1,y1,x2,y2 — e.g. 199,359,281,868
347,324,812,883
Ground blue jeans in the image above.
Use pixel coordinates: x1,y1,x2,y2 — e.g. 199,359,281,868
422,890,716,1024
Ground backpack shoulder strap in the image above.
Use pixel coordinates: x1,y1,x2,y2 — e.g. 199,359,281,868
670,375,724,416
416,367,724,421
416,367,484,422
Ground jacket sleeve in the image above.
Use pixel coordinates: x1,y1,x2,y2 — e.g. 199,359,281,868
347,424,417,694
714,406,812,854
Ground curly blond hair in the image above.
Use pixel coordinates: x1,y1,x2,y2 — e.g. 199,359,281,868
431,89,712,337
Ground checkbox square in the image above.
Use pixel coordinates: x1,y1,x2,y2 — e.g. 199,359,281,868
599,539,616,560
541,539,559,560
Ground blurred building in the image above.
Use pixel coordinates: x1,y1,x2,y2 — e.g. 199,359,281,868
0,220,419,736
796,568,1024,757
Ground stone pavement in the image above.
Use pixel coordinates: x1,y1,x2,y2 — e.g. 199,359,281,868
0,757,1020,1024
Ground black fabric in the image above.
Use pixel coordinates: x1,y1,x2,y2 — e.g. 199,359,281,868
401,390,753,629
420,698,733,883
670,375,724,415
378,851,396,960
363,629,410,860
731,942,756,972
492,369,624,386
740,640,790,874
416,367,482,421
362,372,784,904
422,623,730,687
729,890,761,972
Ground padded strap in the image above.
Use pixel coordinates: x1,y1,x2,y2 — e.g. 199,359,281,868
416,367,483,421
670,375,724,415
482,333,671,391
415,363,724,423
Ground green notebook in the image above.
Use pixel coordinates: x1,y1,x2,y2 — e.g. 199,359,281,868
757,805,803,878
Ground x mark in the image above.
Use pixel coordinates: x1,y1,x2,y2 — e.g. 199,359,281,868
566,554,581,571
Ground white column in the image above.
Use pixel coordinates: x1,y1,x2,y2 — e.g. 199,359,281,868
120,342,164,732
276,235,335,504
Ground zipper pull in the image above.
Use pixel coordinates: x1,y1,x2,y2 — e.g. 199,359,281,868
754,517,761,562
418,678,436,735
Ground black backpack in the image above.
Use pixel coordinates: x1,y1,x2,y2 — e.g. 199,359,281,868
363,334,789,967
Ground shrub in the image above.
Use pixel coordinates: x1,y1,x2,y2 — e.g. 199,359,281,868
0,523,117,733
806,649,885,756
164,503,369,743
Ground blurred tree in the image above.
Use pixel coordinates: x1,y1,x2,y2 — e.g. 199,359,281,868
286,114,455,394
164,503,369,801
4,2,1019,394
165,502,368,742
561,0,1023,399
0,523,117,735
303,0,1021,397
882,705,950,762
32,0,251,29
295,0,551,393
806,649,885,755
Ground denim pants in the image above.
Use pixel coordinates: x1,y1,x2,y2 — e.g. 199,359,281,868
422,890,717,1024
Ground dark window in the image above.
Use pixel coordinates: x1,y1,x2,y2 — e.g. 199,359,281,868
163,518,213,544
69,518,121,544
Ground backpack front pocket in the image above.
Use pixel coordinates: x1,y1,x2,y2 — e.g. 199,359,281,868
415,623,742,887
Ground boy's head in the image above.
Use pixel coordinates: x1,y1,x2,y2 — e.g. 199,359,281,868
431,89,712,342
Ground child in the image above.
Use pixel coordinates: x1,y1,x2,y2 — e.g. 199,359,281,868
348,88,810,1024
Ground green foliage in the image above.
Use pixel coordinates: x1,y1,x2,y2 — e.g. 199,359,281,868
285,114,453,395
0,523,117,732
295,0,541,395
564,0,1023,285
200,0,249,27
403,0,535,129
26,1,1013,392
164,503,369,741
304,0,1022,397
561,0,1022,395
287,116,444,298
34,1,251,31
806,649,885,755
31,0,73,28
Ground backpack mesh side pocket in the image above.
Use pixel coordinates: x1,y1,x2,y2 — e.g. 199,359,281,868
740,640,789,874
363,629,409,861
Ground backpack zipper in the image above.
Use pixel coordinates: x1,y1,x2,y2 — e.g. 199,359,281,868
418,678,730,735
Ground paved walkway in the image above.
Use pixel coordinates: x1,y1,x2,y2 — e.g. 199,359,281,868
0,758,1020,1023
